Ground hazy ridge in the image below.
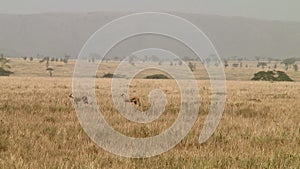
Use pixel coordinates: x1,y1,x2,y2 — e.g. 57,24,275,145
0,11,299,59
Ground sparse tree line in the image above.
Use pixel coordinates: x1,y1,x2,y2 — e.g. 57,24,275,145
21,54,71,64
0,52,299,77
127,56,198,72
39,54,71,77
120,54,298,72
0,53,72,77
35,54,71,77
222,57,298,72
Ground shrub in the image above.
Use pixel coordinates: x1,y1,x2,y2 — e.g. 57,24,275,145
0,67,13,76
251,71,293,82
232,63,239,68
102,73,114,78
102,73,123,78
145,74,170,79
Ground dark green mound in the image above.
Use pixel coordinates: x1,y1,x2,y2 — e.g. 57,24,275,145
102,73,123,78
145,74,170,79
0,67,13,76
251,71,293,81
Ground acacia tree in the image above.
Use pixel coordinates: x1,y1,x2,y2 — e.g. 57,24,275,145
223,59,229,68
281,58,296,70
128,55,136,66
178,60,183,66
188,62,196,72
63,54,70,64
46,67,54,77
293,64,298,72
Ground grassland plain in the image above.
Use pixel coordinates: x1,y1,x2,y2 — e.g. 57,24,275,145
8,59,300,82
0,59,299,168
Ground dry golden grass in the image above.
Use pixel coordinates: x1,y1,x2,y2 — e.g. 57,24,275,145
0,76,299,168
0,59,299,168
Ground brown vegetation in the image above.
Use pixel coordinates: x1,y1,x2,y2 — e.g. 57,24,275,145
0,59,299,168
0,77,299,168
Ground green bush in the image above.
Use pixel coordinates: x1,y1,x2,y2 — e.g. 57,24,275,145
251,71,293,82
145,74,170,79
102,73,123,78
0,67,13,76
102,73,114,78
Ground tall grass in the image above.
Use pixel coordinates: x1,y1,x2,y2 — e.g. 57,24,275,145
0,77,299,168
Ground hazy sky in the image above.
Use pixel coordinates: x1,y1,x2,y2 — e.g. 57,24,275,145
0,0,299,22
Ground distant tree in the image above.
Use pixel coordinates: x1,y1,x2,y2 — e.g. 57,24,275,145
282,58,296,65
274,64,277,69
114,57,120,61
257,62,267,69
63,54,70,64
46,67,54,77
128,55,136,66
255,56,260,62
29,57,33,61
183,56,190,62
267,58,273,64
281,58,296,70
150,55,159,62
39,57,47,63
284,64,289,71
0,53,3,58
142,55,148,63
293,64,298,72
231,56,238,60
188,62,196,72
23,56,27,60
170,61,173,66
45,57,49,68
232,63,239,68
178,60,183,66
205,58,211,66
223,60,229,68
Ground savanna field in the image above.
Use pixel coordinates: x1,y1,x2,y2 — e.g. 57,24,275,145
0,59,299,168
